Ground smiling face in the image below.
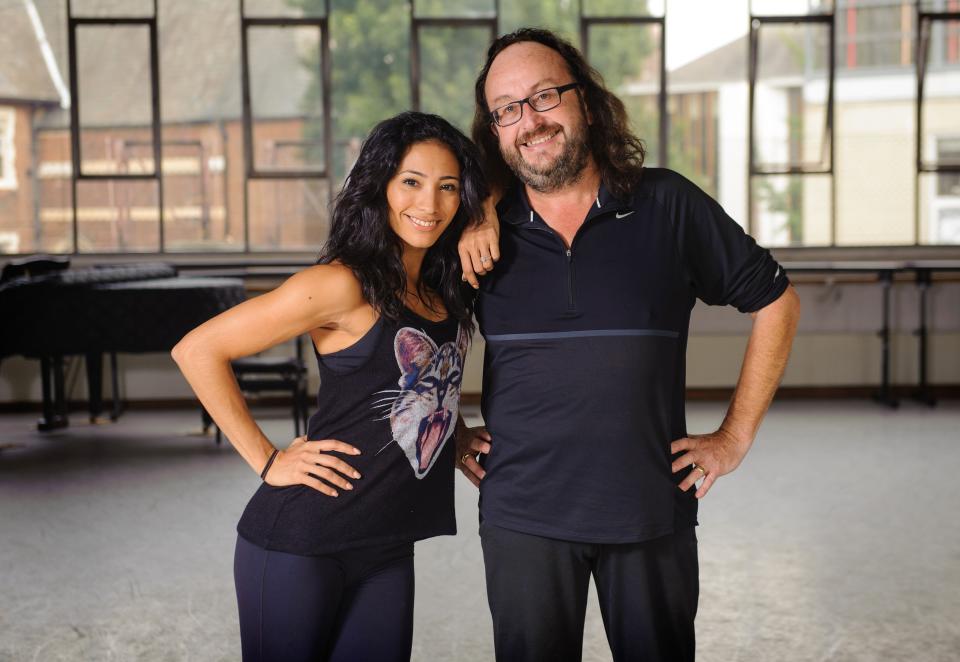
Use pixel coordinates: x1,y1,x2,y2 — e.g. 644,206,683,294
385,139,462,253
484,41,592,193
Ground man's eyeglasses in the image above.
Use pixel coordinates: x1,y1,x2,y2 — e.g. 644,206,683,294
489,83,581,128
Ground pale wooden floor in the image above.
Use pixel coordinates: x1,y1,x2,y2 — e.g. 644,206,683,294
1,400,958,661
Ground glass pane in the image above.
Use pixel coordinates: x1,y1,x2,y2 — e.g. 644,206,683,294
247,179,329,250
836,0,914,71
161,139,237,251
159,0,241,252
919,0,957,11
921,20,960,170
0,0,70,255
36,129,76,254
582,0,663,18
70,0,154,18
920,169,960,245
499,3,579,48
669,19,749,224
753,22,830,170
418,26,491,133
0,106,21,254
244,0,327,18
76,179,159,252
667,93,720,199
587,23,662,165
414,0,495,18
752,173,831,247
330,0,411,183
248,26,325,173
751,0,833,16
76,25,155,175
834,77,916,246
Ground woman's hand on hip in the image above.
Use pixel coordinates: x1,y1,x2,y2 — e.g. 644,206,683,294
263,435,362,497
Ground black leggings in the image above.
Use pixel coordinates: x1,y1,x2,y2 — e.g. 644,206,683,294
234,535,415,662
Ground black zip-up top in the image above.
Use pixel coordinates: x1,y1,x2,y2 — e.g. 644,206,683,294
475,168,789,543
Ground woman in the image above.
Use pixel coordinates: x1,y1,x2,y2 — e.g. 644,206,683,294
172,111,488,661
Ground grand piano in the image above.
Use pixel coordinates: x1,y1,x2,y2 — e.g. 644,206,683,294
0,257,245,430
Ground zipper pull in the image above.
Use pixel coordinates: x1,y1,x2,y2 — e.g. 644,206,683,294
566,249,572,260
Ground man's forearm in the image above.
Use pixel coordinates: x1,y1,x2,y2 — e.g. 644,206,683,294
720,285,801,447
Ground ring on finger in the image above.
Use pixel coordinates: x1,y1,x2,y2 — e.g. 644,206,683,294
480,256,491,264
461,452,473,465
691,462,706,476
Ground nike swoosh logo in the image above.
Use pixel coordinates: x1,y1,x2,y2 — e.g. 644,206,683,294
615,211,635,219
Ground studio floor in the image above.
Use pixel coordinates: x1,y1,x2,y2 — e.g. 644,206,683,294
1,399,958,662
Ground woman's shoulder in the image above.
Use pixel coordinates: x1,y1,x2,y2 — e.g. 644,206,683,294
284,263,366,313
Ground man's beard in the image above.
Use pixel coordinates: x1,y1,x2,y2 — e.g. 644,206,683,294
501,120,591,194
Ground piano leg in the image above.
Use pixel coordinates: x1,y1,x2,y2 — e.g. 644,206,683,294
38,355,69,431
110,352,123,421
86,352,104,422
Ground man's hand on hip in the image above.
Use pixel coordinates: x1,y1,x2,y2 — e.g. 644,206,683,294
456,425,492,488
670,428,751,499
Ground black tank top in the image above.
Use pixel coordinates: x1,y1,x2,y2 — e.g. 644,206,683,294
237,308,467,555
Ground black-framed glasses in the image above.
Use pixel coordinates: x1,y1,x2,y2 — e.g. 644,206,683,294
489,82,581,127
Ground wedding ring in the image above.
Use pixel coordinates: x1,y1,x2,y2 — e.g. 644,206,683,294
461,453,473,465
692,463,706,476
480,256,491,263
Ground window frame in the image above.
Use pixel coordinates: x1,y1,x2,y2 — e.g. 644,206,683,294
239,0,333,252
748,9,837,244
409,1,497,117
0,0,954,259
915,4,960,244
67,0,163,251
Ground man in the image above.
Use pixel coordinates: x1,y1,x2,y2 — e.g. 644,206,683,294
455,28,800,662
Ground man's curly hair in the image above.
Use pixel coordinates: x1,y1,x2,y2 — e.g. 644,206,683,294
471,27,646,200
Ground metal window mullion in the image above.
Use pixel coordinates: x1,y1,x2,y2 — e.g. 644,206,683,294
68,0,79,252
321,5,332,219
827,10,836,246
149,5,163,252
240,0,251,252
748,16,758,236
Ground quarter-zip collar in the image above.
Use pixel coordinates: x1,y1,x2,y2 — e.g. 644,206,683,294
498,180,634,228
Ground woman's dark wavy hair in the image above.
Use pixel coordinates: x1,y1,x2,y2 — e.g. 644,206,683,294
317,111,487,334
471,28,646,200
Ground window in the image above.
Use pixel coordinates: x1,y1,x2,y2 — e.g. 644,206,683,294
0,107,16,191
0,0,958,255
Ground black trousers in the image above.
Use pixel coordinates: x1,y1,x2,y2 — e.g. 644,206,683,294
480,522,699,662
234,535,415,662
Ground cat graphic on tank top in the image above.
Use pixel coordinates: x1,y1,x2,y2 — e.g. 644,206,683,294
376,326,468,478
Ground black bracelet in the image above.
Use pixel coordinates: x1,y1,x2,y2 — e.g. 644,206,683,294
260,448,279,480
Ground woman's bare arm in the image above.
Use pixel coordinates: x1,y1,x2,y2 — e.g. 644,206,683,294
172,265,365,492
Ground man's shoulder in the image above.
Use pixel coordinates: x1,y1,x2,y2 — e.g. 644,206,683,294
630,167,702,204
494,185,525,223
